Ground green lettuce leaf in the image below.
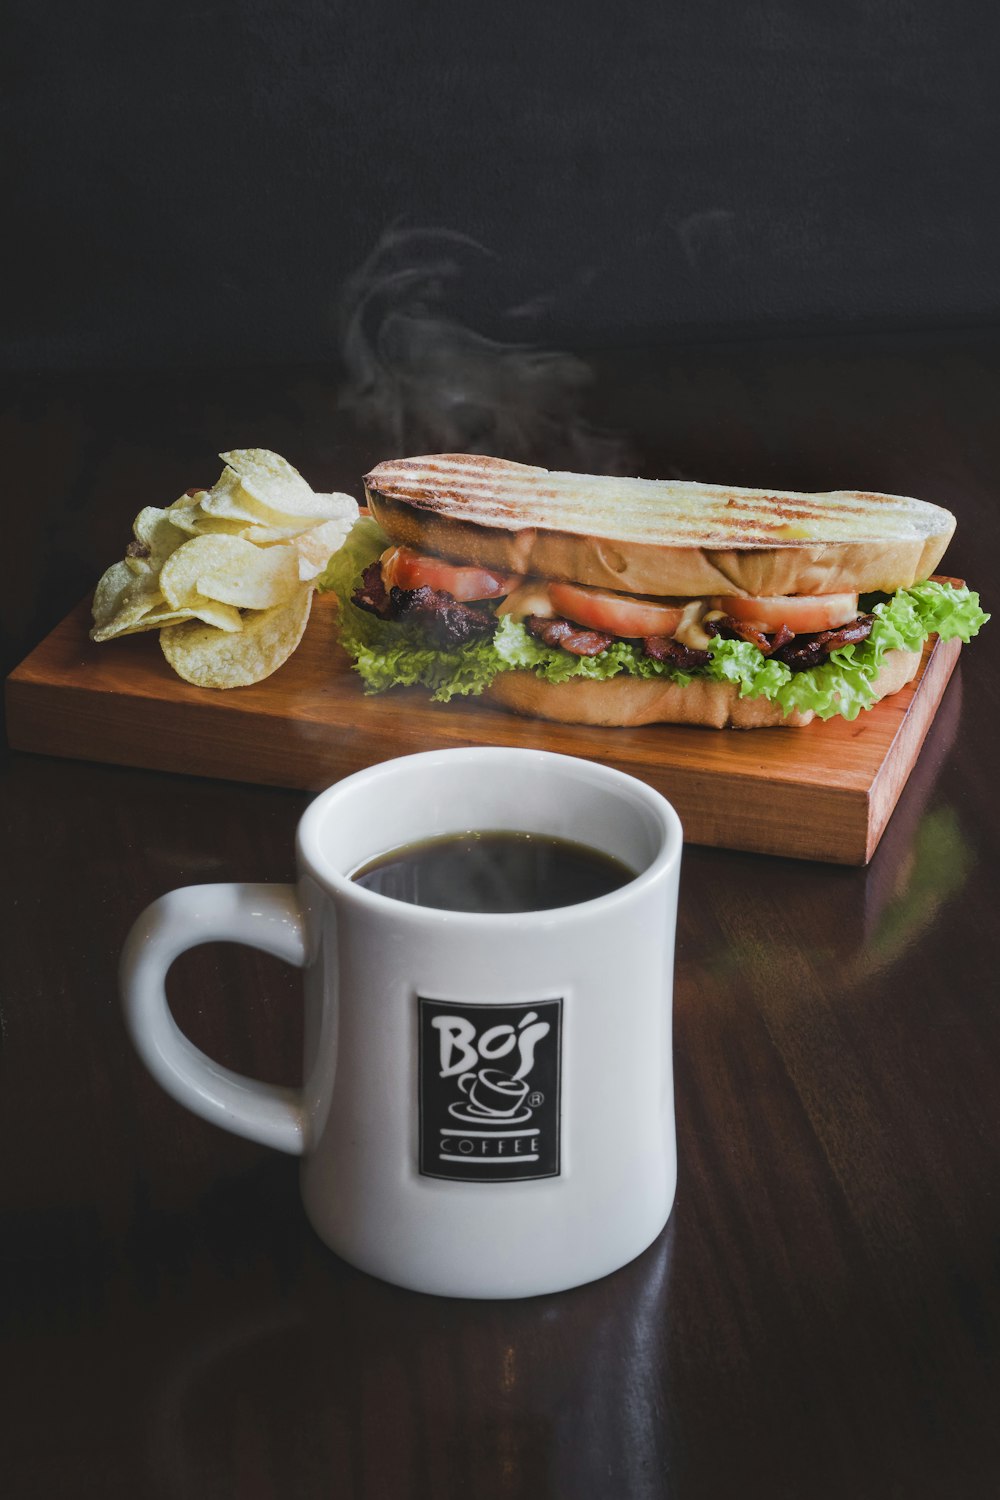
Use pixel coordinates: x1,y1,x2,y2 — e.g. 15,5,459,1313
318,515,388,605
319,523,989,719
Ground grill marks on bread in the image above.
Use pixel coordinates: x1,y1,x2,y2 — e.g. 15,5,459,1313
365,455,954,547
364,454,956,597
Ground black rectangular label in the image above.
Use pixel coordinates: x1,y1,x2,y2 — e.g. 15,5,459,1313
418,997,562,1182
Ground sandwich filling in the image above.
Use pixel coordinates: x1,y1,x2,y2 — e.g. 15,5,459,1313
320,517,988,722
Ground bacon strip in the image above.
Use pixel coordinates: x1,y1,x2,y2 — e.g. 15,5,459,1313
353,559,391,617
526,616,614,657
774,614,875,671
705,616,794,655
642,636,710,670
352,564,495,645
392,586,496,645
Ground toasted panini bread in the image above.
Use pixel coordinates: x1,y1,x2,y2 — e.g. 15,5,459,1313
365,454,956,596
485,648,923,728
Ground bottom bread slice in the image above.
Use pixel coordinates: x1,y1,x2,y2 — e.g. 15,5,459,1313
484,648,922,729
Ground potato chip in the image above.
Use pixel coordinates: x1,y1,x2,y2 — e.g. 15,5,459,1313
126,507,188,572
190,448,359,538
293,514,357,579
165,493,249,538
218,448,318,516
92,602,206,639
170,510,319,545
160,586,313,688
306,491,360,529
210,450,357,525
263,487,358,523
159,534,300,611
176,596,243,632
90,561,165,639
239,519,334,544
315,492,360,520
90,558,241,638
197,464,283,526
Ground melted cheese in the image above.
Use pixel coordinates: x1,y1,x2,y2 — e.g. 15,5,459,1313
673,602,724,651
496,580,555,621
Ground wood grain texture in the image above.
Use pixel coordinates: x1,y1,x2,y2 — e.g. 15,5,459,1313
6,593,960,865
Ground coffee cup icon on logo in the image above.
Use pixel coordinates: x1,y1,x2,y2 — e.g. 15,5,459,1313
458,1069,531,1117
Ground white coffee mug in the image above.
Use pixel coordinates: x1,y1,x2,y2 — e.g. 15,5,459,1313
121,748,683,1299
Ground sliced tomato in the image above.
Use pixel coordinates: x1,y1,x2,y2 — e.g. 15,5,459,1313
716,591,859,634
548,581,689,638
381,546,522,601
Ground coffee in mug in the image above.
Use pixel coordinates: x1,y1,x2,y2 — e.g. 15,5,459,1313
120,748,682,1299
351,829,635,912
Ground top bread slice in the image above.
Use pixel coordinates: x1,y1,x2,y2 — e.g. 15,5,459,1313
364,454,956,597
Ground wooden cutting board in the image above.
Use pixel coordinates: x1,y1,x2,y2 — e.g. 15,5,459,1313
5,593,961,865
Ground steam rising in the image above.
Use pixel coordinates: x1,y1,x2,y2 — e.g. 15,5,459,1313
337,228,629,471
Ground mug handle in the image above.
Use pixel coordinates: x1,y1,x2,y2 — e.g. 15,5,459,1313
120,883,308,1156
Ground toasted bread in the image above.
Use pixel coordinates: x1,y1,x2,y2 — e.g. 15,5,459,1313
485,648,922,729
365,455,955,597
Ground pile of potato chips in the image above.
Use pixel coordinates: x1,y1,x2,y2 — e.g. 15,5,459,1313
90,449,358,687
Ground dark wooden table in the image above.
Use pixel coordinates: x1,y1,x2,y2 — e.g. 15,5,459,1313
3,330,999,1499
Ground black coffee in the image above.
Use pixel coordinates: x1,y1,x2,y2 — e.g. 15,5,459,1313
351,831,635,913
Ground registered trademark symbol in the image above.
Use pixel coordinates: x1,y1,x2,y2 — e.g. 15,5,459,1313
528,1091,544,1107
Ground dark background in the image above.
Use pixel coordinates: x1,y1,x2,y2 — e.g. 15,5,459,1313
4,0,1000,374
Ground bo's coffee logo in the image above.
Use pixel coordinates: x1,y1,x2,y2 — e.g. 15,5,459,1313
418,998,562,1182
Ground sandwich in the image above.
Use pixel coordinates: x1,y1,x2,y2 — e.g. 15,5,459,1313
320,454,988,728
